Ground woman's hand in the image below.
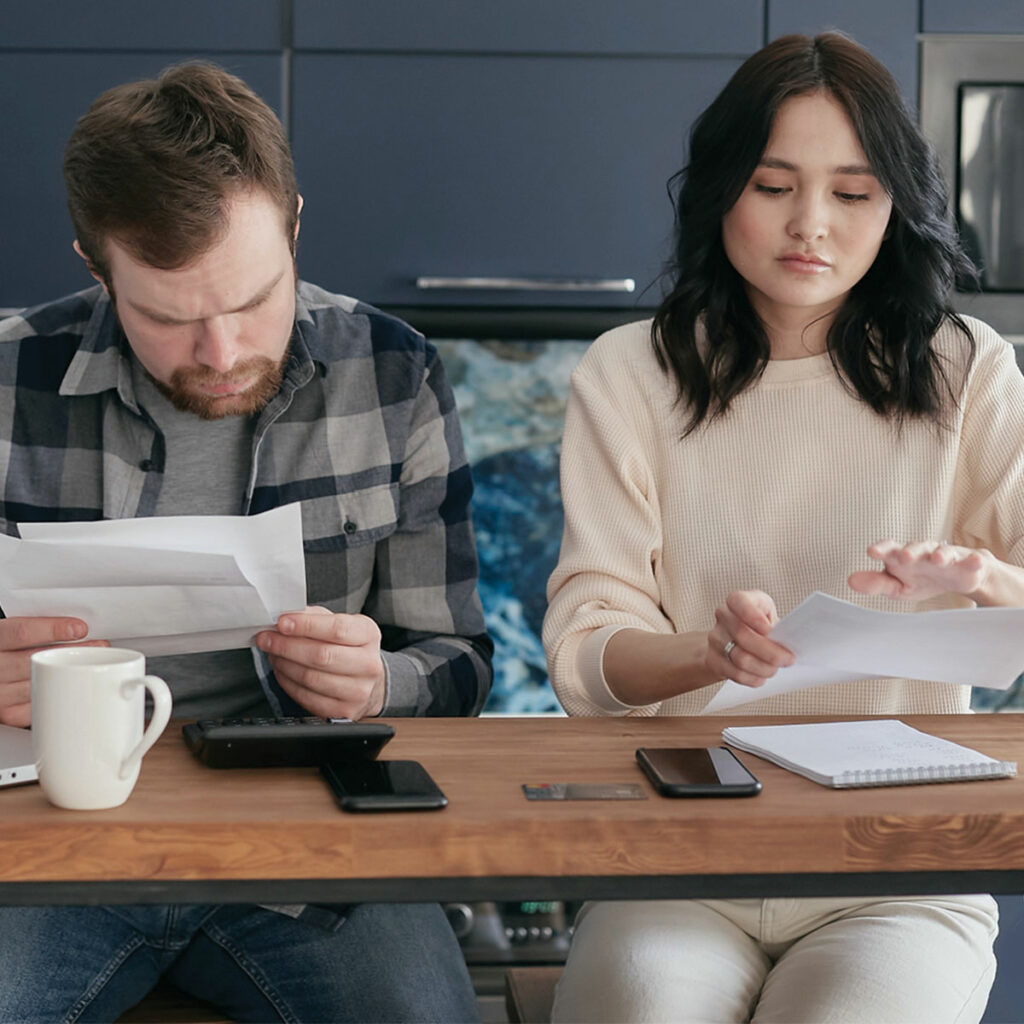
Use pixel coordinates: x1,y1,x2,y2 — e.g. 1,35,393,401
602,590,794,705
848,539,993,603
707,589,795,688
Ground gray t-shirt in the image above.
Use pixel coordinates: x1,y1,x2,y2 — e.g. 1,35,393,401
131,361,275,719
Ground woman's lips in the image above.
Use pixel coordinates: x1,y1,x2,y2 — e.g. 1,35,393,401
778,253,831,273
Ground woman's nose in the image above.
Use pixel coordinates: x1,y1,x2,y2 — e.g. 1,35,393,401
787,194,829,242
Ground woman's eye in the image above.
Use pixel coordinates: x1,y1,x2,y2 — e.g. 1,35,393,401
836,192,870,203
754,184,788,196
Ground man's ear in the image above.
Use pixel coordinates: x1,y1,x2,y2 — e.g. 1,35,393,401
73,240,108,292
294,195,304,242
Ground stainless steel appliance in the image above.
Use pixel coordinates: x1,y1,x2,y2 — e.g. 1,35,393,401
921,35,1024,339
445,900,577,1020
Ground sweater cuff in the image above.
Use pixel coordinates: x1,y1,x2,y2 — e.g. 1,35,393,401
576,625,646,714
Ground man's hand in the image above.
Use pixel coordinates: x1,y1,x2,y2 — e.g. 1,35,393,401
848,539,993,603
255,606,387,720
0,618,109,727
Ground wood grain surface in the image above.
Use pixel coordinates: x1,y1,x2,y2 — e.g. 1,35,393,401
0,715,1021,887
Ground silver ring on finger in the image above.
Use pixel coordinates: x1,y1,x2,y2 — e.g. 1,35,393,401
723,640,736,661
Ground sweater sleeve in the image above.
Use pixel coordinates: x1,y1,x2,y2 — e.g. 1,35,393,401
542,334,674,717
952,321,1024,569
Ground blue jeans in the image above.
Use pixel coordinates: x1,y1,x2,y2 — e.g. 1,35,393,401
0,902,480,1023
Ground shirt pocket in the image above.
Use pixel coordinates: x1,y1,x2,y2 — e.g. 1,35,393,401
300,482,400,552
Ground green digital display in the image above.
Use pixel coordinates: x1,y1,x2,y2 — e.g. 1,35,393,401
517,901,559,915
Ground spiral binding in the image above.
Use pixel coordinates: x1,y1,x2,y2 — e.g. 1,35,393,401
833,760,1018,788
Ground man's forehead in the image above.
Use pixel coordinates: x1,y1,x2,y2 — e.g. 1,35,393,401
103,188,292,272
105,197,293,316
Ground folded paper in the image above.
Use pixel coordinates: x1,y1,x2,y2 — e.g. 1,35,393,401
0,503,306,656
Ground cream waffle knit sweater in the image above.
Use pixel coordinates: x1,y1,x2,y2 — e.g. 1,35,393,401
544,316,1024,717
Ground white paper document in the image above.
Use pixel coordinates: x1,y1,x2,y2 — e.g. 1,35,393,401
0,503,307,657
704,591,1024,713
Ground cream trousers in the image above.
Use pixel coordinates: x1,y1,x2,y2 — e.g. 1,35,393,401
551,895,998,1024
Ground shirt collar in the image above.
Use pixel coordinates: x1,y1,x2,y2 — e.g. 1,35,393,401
58,288,135,405
292,283,332,373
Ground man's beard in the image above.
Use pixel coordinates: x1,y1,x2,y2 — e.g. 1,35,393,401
153,352,287,420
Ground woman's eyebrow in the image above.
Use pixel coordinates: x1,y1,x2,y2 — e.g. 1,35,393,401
758,156,876,175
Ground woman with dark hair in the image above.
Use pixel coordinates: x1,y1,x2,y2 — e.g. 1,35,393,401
543,32,1024,1022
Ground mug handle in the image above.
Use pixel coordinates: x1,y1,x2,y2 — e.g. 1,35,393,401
119,675,173,780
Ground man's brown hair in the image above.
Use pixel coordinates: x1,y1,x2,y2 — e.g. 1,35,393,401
64,61,298,283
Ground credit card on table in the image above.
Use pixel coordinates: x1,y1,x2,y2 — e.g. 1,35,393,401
522,782,646,801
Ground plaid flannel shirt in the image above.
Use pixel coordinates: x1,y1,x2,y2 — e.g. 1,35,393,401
0,281,493,721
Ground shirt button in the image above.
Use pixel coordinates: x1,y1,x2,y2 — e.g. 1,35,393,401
343,520,357,534
139,459,153,472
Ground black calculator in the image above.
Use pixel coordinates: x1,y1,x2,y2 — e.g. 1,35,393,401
181,716,395,768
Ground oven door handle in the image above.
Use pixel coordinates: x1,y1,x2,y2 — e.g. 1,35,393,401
415,276,636,293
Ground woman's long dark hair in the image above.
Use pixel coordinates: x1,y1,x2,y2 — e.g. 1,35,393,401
652,32,976,435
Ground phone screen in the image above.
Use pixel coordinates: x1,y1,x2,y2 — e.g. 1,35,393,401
321,759,447,811
636,747,761,796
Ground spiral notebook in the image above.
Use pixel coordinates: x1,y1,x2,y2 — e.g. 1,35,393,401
722,719,1018,789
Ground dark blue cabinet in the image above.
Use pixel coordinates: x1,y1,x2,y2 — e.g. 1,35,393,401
3,0,282,50
3,0,766,314
923,0,1024,33
292,0,761,54
984,897,1024,1024
289,0,761,310
5,1,1024,319
291,52,743,309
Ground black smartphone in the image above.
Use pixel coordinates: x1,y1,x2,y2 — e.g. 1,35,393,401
321,759,448,812
636,746,762,797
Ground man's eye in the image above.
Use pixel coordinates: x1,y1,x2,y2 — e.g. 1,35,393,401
754,184,788,196
836,192,870,203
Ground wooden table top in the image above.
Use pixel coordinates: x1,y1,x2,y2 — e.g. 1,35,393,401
2,714,1022,904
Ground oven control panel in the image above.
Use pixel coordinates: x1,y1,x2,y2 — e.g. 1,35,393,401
445,900,578,963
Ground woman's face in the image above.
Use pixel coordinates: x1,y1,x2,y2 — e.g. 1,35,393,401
722,91,893,342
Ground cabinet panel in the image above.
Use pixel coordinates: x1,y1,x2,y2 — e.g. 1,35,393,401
2,1,282,51
768,0,918,103
923,0,1024,33
294,0,762,54
0,54,282,310
292,53,742,308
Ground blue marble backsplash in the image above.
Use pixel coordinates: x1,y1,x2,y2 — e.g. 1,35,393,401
435,339,589,713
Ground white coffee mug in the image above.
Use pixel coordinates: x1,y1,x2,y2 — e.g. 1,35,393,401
31,647,172,810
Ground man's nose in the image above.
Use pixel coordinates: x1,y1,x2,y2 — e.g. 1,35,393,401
194,317,240,373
